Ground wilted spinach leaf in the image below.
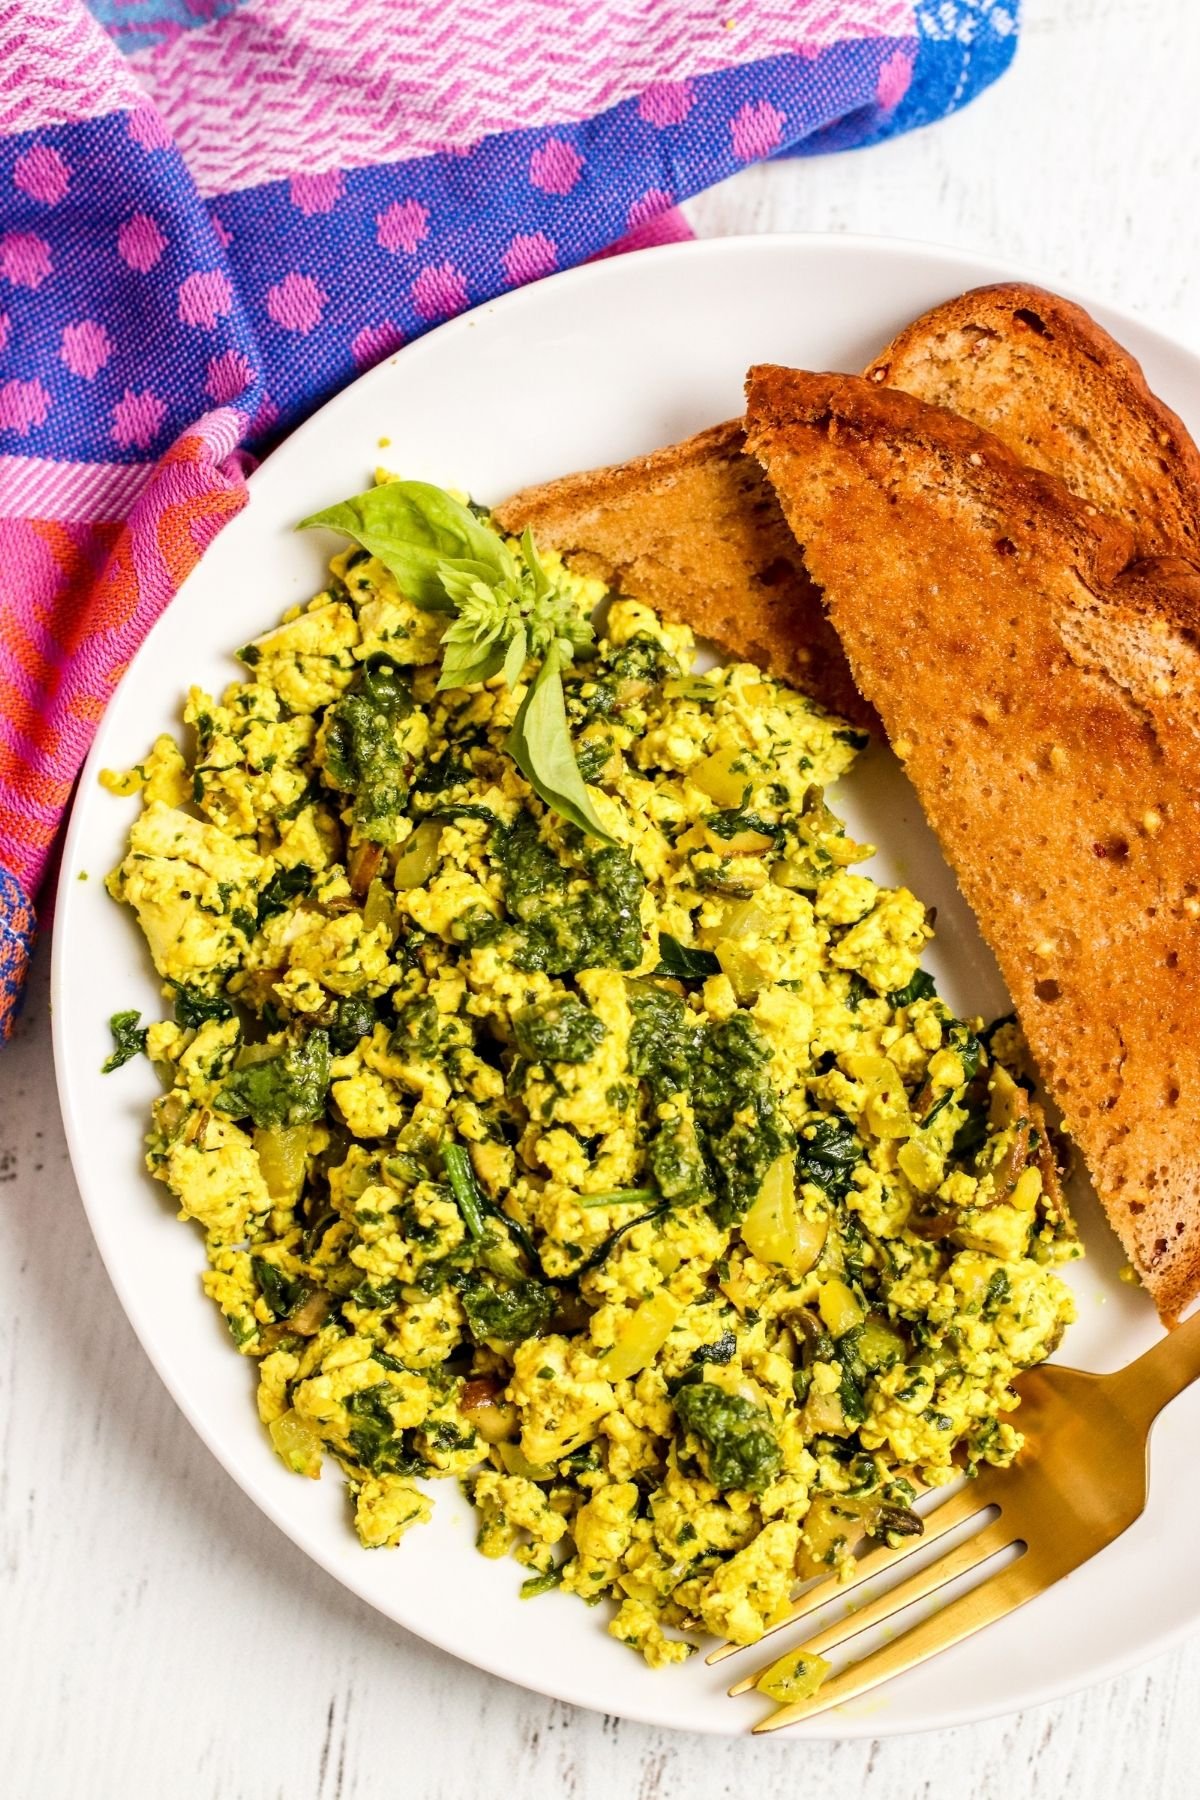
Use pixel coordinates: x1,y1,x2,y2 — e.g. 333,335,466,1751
170,983,234,1029
461,1275,554,1345
330,994,380,1052
251,1255,308,1320
344,1385,423,1475
673,1380,781,1493
214,1030,330,1128
886,969,937,1009
794,1116,861,1200
653,934,720,980
513,993,607,1064
255,862,313,928
691,1329,737,1367
102,1009,147,1073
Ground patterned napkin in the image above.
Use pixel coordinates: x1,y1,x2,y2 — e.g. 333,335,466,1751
0,0,1019,1035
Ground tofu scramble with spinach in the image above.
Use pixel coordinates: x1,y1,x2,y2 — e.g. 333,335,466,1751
103,477,1080,1674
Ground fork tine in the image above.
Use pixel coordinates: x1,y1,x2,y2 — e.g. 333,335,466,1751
751,1548,1044,1731
727,1513,1013,1695
709,1477,994,1668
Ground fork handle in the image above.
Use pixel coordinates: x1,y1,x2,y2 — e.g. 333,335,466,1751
1108,1304,1200,1428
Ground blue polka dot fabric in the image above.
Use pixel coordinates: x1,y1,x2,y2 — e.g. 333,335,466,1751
0,0,1019,1037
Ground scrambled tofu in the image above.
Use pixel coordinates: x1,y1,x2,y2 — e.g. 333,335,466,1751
106,497,1080,1669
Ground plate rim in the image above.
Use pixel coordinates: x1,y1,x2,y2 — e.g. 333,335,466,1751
49,229,1200,1737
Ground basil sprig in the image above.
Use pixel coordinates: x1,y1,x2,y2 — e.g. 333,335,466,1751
301,480,512,612
301,484,614,843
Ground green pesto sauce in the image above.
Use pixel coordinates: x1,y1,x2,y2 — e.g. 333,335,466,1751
459,812,645,975
323,656,415,845
673,1378,782,1493
627,989,795,1224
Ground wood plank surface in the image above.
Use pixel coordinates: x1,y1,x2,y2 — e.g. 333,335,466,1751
5,3,1199,1792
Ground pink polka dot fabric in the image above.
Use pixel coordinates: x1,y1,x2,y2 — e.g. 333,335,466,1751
0,0,1021,1032
376,199,429,255
265,271,327,333
117,211,168,271
60,320,112,378
502,232,557,285
350,319,404,368
204,346,254,403
529,138,585,196
0,375,50,434
111,386,168,448
289,170,343,216
178,268,233,327
13,143,70,205
1,230,52,290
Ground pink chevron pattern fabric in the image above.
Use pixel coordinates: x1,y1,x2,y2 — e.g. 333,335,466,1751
0,0,1022,1035
128,0,917,192
0,1,143,133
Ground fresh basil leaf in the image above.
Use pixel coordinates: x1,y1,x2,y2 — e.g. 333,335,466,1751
435,585,518,690
438,633,509,691
506,647,616,844
521,525,595,660
301,484,610,842
436,566,500,610
436,569,523,690
522,526,554,602
501,623,529,690
299,481,516,611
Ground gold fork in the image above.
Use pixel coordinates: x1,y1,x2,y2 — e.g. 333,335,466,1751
712,1307,1200,1731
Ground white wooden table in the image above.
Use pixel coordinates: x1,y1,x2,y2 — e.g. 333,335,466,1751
5,4,1200,1793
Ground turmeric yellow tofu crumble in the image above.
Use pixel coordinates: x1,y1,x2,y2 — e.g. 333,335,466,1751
103,477,1080,1669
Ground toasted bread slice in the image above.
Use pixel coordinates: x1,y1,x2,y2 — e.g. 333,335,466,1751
493,420,874,729
744,363,1200,1322
866,283,1200,561
500,287,1200,724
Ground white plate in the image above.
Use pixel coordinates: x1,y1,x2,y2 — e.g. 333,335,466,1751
52,235,1200,1736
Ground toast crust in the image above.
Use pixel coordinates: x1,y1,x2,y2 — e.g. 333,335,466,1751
744,364,1200,1322
494,421,875,728
867,283,1200,562
500,284,1200,733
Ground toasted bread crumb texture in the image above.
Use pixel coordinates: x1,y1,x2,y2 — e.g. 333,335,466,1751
494,421,875,729
746,364,1200,1322
867,283,1200,563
